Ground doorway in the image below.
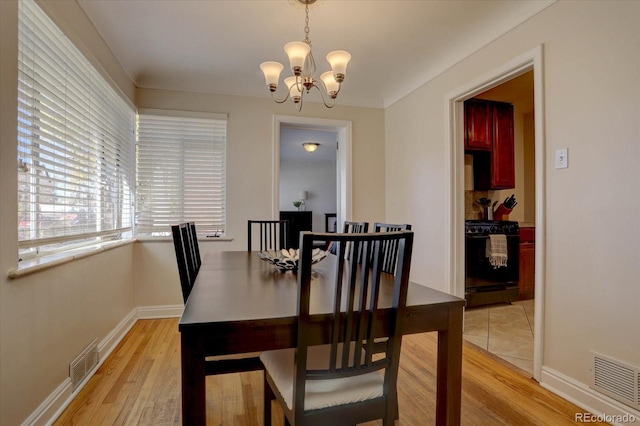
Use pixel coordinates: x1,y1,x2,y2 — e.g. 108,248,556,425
279,126,338,234
446,46,545,381
272,115,352,230
463,71,536,375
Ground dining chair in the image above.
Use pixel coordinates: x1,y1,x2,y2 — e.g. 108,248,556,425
171,223,195,303
261,230,414,426
373,222,412,274
171,223,264,375
187,221,202,271
248,220,289,251
342,220,369,234
339,220,369,261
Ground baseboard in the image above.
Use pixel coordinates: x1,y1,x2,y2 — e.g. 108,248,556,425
23,307,148,426
136,304,183,319
540,366,640,425
98,309,138,360
20,378,71,426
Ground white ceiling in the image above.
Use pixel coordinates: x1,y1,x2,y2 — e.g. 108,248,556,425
76,0,554,109
281,127,338,161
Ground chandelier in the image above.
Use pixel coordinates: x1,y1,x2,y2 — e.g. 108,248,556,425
260,0,351,111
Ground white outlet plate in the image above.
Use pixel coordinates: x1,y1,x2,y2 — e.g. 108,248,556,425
556,148,568,169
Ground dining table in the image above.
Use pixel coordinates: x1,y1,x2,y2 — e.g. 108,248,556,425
179,250,465,425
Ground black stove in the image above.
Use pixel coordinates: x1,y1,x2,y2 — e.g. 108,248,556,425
465,220,520,307
465,220,519,236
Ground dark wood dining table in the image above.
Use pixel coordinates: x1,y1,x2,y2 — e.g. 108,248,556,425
179,251,465,425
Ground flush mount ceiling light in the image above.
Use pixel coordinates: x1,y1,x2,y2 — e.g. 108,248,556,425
260,0,351,111
302,142,320,152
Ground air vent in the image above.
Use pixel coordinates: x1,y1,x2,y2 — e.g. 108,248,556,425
70,339,99,391
590,351,640,409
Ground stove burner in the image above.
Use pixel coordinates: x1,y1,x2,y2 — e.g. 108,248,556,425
465,220,519,236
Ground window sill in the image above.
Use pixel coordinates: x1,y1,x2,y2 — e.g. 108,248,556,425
136,236,234,243
8,239,136,279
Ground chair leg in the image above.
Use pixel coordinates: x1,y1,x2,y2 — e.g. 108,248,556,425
383,405,397,426
263,374,274,426
393,392,399,420
383,391,399,425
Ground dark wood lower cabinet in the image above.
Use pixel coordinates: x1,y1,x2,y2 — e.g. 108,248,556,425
519,227,535,300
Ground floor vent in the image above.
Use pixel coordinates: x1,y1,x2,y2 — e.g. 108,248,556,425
590,351,640,410
70,339,99,391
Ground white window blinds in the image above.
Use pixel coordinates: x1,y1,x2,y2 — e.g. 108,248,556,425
17,0,134,256
136,110,227,236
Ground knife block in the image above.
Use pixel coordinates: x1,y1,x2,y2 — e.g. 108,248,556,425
493,204,512,221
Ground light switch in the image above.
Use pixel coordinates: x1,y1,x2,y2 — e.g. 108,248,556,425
555,148,568,169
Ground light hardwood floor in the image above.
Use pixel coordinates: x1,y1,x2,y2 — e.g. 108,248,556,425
54,318,605,425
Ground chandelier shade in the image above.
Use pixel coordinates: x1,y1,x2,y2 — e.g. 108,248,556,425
326,50,351,82
259,0,351,111
320,71,339,97
285,76,302,103
284,42,311,74
260,61,284,89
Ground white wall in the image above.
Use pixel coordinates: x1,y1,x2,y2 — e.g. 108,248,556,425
385,0,639,416
280,159,337,232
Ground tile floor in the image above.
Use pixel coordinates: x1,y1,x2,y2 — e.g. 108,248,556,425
463,299,535,375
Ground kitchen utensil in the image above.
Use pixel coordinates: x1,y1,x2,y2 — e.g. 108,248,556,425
504,194,517,209
474,198,492,220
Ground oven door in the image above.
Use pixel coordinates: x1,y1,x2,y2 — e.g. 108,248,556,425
465,234,520,289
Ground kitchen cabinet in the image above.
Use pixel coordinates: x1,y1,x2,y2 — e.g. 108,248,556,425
465,99,515,190
464,100,492,151
519,227,535,300
279,211,312,249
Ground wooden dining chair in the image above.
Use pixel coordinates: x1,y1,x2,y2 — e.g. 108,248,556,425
171,223,196,303
187,221,202,271
373,222,412,274
261,230,414,426
342,220,369,234
248,220,289,251
339,220,369,261
171,223,264,375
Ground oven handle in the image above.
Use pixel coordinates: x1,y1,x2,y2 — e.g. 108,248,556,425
465,234,520,239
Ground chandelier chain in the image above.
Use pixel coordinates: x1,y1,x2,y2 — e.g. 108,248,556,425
304,2,311,46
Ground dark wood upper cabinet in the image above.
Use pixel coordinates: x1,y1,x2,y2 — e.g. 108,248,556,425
465,99,515,190
491,102,515,189
464,100,492,151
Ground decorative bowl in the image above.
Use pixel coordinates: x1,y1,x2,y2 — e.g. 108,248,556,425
257,248,328,271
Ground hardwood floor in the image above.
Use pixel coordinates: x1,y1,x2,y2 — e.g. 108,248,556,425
54,318,605,425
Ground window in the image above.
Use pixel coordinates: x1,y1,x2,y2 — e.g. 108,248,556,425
136,109,227,236
17,0,135,260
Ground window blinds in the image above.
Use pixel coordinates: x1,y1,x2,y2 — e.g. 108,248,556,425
17,0,134,255
136,110,227,236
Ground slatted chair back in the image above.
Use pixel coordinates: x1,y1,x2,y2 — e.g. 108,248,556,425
373,222,413,274
342,220,369,234
180,223,198,285
341,220,369,262
187,221,202,271
261,230,414,426
171,223,195,303
247,220,289,251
